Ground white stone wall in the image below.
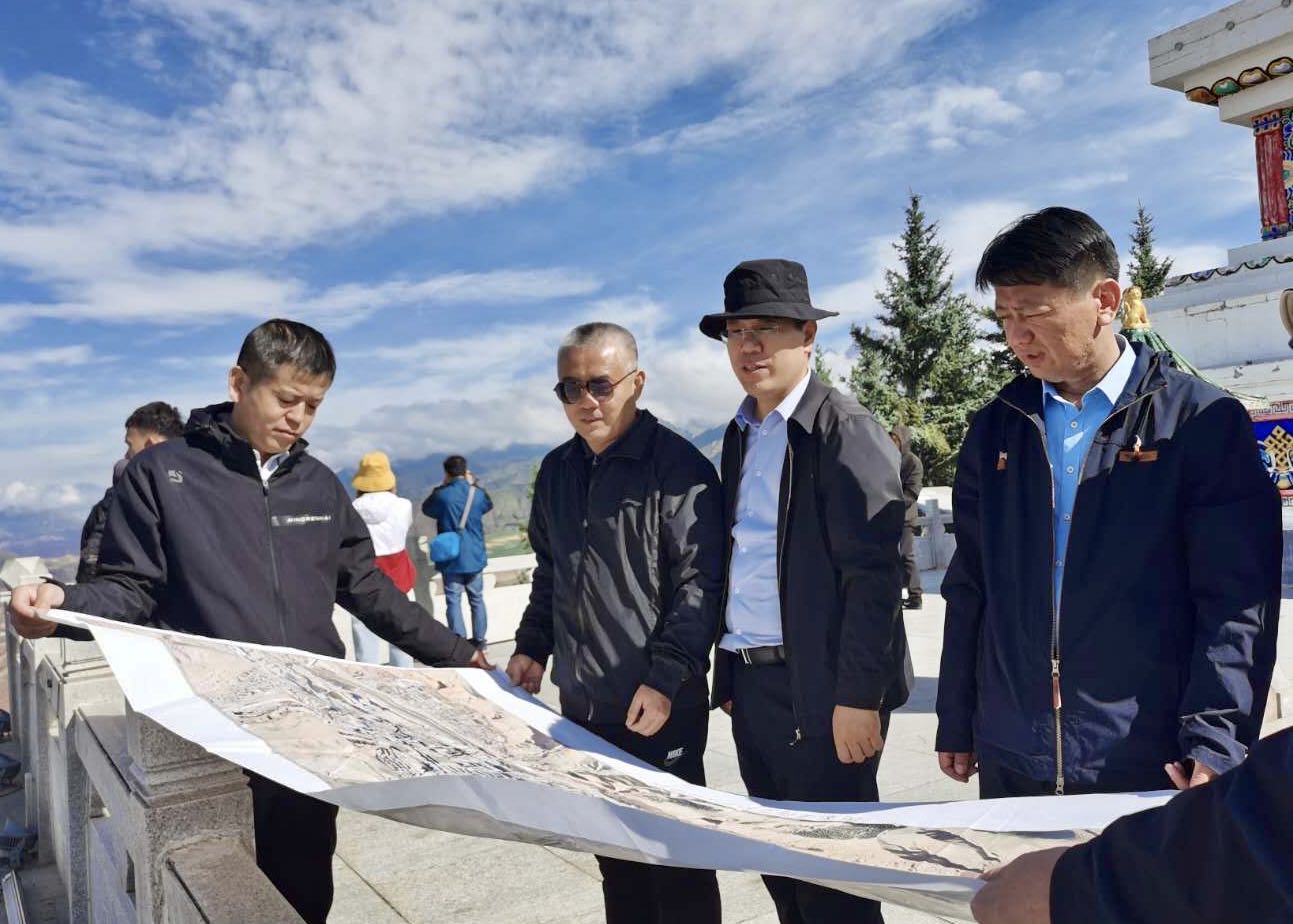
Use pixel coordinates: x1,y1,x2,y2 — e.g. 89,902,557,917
1146,273,1293,402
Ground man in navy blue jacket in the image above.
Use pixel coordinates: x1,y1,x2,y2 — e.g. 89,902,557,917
971,726,1293,923
936,207,1280,798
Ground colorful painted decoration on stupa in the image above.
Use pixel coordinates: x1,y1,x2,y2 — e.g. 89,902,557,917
1184,56,1293,105
1254,404,1293,497
1255,109,1292,238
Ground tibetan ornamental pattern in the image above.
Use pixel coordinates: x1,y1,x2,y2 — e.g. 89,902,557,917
1253,109,1293,240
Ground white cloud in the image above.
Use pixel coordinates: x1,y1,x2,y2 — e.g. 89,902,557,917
910,85,1026,152
0,480,86,514
1052,171,1130,194
0,266,601,327
815,235,896,338
0,345,95,374
1155,241,1229,277
938,198,1033,286
0,0,972,328
293,292,743,471
1015,70,1063,95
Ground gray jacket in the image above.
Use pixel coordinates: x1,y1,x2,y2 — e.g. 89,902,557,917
892,425,923,525
514,411,724,722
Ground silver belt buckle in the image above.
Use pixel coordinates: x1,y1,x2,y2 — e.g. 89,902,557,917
740,647,753,665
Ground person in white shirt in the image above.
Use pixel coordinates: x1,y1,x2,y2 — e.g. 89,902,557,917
351,451,422,666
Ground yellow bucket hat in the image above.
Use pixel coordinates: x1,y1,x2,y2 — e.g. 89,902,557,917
352,451,396,493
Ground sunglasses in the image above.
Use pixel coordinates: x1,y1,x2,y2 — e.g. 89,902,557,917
553,369,638,405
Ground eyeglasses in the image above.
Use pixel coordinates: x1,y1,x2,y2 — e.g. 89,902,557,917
553,369,638,405
719,324,786,345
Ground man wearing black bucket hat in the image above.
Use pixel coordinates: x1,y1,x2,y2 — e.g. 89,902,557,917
702,259,911,924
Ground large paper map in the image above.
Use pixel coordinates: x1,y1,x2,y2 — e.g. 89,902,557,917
47,610,1174,921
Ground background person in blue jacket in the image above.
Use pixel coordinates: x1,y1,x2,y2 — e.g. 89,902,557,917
936,207,1281,798
970,725,1293,924
423,454,493,648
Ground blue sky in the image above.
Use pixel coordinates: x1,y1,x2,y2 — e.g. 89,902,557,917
0,0,1261,548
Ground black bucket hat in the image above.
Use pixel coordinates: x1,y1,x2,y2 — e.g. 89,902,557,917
699,258,839,340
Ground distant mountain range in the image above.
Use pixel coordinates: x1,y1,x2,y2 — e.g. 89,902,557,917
1,420,728,562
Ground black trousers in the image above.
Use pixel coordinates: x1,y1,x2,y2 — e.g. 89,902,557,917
731,662,889,924
978,761,1171,799
576,704,722,924
900,523,921,600
246,772,340,924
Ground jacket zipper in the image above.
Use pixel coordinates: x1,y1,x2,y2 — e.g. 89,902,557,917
574,455,598,721
777,440,803,746
999,397,1063,794
1001,382,1165,795
261,481,289,646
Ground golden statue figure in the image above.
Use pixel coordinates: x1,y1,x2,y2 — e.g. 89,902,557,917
1121,285,1150,330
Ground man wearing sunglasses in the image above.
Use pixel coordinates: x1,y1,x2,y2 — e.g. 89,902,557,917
701,259,910,924
508,322,724,923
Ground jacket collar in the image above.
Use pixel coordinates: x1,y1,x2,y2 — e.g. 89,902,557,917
723,373,832,447
185,402,309,479
560,409,659,465
787,372,833,433
996,342,1165,418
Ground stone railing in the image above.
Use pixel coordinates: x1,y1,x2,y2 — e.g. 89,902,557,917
912,489,956,572
1,574,304,924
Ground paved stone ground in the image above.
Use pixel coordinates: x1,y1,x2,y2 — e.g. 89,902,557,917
328,573,965,924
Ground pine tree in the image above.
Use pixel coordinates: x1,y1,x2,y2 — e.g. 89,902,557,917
979,305,1025,381
813,347,834,386
849,193,1007,484
1127,202,1174,299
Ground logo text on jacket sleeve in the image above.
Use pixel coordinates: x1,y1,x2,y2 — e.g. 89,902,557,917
270,514,334,527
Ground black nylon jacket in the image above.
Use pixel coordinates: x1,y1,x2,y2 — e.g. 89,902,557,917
937,344,1280,786
75,485,115,583
513,410,724,722
711,376,911,735
61,403,475,665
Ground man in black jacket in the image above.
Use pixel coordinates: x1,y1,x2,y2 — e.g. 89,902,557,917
76,401,185,582
700,259,910,924
10,319,487,924
890,425,924,610
971,725,1293,923
507,322,724,924
937,208,1279,799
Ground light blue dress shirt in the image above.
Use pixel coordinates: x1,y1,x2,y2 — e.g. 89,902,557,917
1042,337,1135,616
720,371,813,652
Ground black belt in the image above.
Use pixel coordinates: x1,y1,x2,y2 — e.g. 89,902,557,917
736,645,786,666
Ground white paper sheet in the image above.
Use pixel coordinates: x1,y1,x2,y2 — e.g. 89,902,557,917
45,609,1175,920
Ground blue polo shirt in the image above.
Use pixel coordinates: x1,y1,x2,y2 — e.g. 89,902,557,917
1042,337,1135,616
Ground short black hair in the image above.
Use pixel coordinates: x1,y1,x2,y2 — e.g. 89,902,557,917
975,207,1119,292
443,455,468,477
236,319,337,384
124,401,185,438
